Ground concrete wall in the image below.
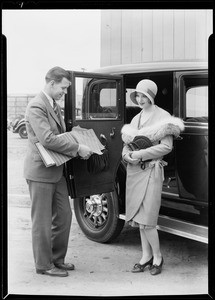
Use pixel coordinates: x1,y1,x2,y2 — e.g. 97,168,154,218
7,94,66,119
100,10,213,66
7,94,35,118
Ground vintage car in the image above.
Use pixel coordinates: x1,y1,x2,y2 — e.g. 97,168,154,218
7,115,28,139
64,61,208,244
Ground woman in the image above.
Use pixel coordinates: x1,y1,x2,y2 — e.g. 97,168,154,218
121,79,184,275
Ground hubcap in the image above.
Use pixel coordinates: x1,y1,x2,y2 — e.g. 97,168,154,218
84,194,108,228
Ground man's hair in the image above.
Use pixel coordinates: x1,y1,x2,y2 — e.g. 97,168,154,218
45,66,70,83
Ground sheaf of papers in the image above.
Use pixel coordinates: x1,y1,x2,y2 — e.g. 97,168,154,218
35,126,105,168
59,126,105,155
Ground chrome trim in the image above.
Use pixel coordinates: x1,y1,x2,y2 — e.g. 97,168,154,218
184,125,208,129
119,214,126,220
162,191,180,198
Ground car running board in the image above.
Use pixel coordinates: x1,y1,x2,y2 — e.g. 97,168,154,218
118,214,208,244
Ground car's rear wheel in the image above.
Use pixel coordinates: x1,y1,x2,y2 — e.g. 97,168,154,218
73,189,124,243
18,125,28,139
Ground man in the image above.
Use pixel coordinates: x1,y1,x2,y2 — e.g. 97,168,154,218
24,66,92,277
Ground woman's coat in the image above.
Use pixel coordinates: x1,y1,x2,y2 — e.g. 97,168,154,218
122,105,174,226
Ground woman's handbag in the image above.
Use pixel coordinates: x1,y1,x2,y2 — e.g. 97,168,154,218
87,148,109,174
128,135,153,170
128,135,153,151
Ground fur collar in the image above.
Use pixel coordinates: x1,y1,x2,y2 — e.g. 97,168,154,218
121,116,185,144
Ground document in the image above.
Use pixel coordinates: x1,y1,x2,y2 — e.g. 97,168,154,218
35,126,105,167
59,126,105,155
35,142,72,167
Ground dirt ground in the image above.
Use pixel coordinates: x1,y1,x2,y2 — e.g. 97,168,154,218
6,131,209,297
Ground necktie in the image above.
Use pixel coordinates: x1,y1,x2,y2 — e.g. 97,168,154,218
53,100,60,119
53,100,62,133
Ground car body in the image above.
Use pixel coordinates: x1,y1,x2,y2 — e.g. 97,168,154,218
64,61,208,244
13,118,28,139
8,115,28,139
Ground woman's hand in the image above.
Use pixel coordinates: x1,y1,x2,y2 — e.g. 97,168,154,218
131,150,143,160
123,153,140,165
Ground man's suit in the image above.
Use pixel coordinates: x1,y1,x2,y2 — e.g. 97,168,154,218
24,91,78,271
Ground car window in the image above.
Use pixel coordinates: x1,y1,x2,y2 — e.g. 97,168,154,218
186,86,208,122
125,88,136,106
75,77,119,120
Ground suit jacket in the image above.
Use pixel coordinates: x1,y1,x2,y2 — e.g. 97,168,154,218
23,91,79,183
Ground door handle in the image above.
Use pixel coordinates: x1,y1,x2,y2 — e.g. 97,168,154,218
110,127,116,138
67,119,73,131
166,177,176,188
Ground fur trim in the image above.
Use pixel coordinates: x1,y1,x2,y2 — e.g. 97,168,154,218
121,116,184,143
121,124,138,143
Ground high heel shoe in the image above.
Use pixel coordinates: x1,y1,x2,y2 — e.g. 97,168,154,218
150,257,164,275
131,257,153,273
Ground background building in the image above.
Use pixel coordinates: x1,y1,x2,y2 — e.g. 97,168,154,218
100,10,213,66
7,94,35,119
7,94,66,119
7,10,213,118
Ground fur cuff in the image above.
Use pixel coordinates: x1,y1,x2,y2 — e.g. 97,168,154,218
121,116,184,143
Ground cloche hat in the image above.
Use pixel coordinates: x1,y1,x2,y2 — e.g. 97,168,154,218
130,79,158,105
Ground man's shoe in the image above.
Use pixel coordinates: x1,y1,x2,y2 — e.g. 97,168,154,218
150,257,164,275
54,262,75,271
36,266,68,277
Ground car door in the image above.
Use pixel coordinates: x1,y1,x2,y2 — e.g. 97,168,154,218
174,70,208,206
64,71,124,198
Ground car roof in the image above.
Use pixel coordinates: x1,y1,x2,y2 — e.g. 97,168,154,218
91,60,208,75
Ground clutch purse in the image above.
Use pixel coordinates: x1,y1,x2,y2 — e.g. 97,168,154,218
128,135,153,151
127,135,153,170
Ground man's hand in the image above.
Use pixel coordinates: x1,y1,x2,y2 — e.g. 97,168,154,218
78,144,93,160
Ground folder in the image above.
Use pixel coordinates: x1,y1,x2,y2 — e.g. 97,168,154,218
35,142,72,167
35,126,105,167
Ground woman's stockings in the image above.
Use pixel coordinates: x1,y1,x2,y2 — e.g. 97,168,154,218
144,226,162,265
139,227,153,264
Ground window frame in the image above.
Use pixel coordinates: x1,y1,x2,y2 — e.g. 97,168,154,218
85,78,120,120
185,85,208,120
64,71,123,130
177,71,208,123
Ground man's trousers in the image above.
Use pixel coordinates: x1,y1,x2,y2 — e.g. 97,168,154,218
27,176,72,270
